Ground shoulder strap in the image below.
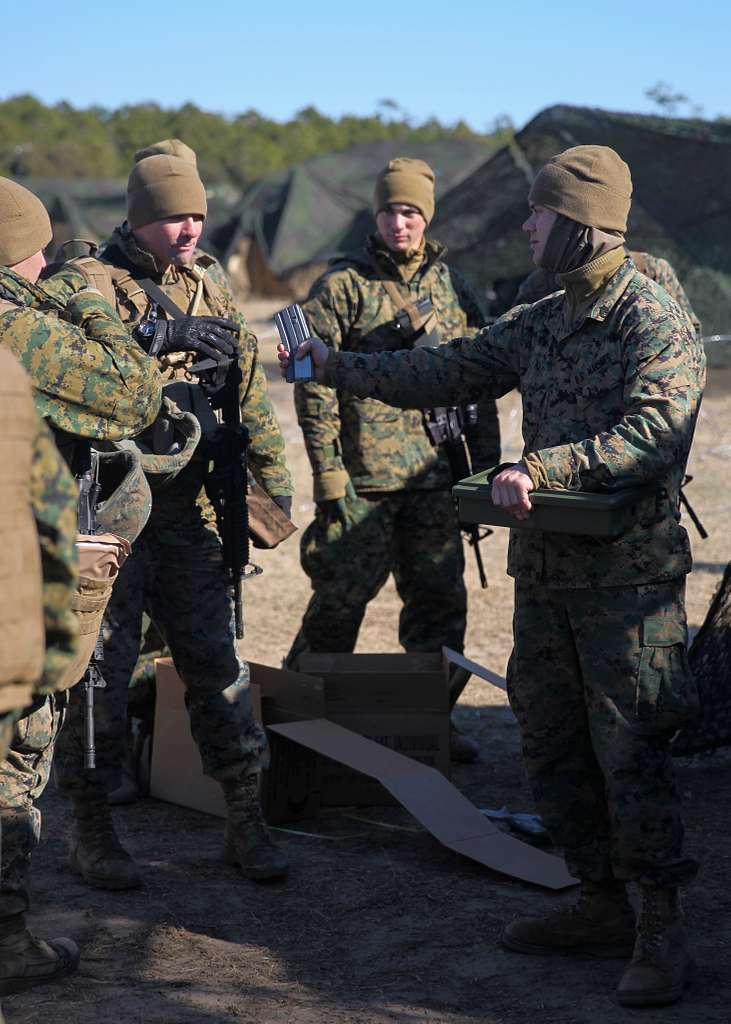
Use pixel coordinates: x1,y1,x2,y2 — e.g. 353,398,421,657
69,256,118,307
134,278,187,319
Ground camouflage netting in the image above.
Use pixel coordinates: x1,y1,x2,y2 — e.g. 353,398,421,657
431,104,731,339
211,137,496,293
673,564,731,757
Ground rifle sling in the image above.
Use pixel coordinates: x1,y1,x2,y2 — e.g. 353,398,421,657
135,278,191,319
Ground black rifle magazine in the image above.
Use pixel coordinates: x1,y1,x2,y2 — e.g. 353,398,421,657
453,470,658,537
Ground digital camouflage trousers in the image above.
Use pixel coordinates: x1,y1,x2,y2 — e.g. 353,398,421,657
54,512,268,797
287,488,467,664
0,695,65,920
507,577,699,886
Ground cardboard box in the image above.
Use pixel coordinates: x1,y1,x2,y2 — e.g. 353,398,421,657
150,658,325,824
150,657,577,889
297,652,451,807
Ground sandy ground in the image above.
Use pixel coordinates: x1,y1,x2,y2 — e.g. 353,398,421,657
6,300,731,1024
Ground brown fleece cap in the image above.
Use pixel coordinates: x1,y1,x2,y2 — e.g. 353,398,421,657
529,145,632,232
0,178,53,266
373,157,436,224
127,138,207,229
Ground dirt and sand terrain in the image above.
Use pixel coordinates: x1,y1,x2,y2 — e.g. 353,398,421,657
6,301,731,1024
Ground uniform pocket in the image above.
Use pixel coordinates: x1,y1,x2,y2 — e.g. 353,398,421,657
634,616,699,733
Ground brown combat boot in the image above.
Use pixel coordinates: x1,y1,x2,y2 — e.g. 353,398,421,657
616,885,695,1006
502,879,636,958
222,773,289,882
69,787,142,890
0,914,79,995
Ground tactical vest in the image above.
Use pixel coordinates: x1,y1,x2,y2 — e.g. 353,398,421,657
0,347,45,713
66,249,230,327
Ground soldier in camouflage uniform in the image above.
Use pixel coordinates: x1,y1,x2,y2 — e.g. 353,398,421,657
288,158,500,760
51,140,293,886
0,349,79,1024
515,251,701,335
279,146,705,1008
0,177,162,994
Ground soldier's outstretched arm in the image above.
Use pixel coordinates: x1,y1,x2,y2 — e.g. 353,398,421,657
237,322,293,499
1,285,162,441
279,315,521,410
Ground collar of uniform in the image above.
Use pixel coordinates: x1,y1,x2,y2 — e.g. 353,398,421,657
366,233,446,281
547,253,634,340
106,223,204,285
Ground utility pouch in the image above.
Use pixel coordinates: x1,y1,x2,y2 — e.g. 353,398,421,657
247,478,298,549
381,280,441,346
634,617,700,733
48,534,130,693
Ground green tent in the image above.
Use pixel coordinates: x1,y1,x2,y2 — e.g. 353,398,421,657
214,137,497,295
431,104,731,337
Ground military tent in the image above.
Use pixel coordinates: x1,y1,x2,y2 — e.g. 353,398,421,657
431,104,731,338
211,137,497,298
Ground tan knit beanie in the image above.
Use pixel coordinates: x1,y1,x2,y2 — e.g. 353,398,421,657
529,145,632,233
127,139,207,229
373,158,436,224
0,178,53,267
133,138,198,166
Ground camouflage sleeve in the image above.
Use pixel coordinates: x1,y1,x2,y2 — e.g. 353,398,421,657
294,271,354,477
643,256,702,337
206,261,292,497
238,325,293,497
0,292,161,442
325,303,522,411
450,269,502,472
525,305,706,491
30,416,79,693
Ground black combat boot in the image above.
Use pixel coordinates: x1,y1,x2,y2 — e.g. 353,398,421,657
616,884,695,1006
502,878,636,957
222,773,289,882
0,913,79,995
69,785,142,890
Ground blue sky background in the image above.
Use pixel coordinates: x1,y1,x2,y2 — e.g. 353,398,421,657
5,0,729,129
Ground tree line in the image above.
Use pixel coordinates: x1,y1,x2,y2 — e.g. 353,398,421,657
0,95,512,187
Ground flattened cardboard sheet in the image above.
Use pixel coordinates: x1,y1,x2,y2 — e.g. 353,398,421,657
443,646,509,709
270,719,576,891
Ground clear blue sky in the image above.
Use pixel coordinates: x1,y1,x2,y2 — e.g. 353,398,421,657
5,0,729,129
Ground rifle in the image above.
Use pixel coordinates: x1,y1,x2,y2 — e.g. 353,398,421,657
425,404,491,589
188,354,261,639
679,474,708,540
77,449,107,770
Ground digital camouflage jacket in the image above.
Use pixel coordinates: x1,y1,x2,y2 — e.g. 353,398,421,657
297,234,500,493
515,251,702,336
48,225,292,525
324,254,706,588
0,266,162,442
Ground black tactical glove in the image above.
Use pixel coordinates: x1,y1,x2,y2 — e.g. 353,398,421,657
148,316,240,360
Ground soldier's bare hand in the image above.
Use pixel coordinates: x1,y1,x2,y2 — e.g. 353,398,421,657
277,336,330,382
491,464,534,520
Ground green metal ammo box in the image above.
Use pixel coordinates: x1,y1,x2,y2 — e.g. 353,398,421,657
453,470,657,537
